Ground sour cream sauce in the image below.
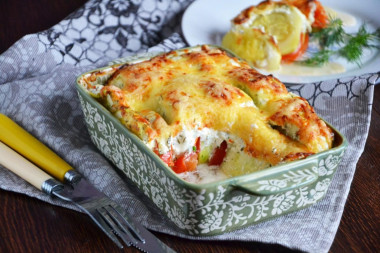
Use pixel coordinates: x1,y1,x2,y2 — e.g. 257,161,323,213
279,62,345,76
179,164,228,184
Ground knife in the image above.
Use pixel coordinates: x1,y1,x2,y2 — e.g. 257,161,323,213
0,113,175,253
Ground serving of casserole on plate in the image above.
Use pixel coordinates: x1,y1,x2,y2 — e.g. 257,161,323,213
76,45,347,236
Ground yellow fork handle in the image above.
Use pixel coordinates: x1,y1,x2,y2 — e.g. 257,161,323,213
0,113,74,182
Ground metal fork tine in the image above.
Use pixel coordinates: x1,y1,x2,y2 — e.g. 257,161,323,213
85,207,124,249
110,203,146,242
98,206,136,247
49,174,174,252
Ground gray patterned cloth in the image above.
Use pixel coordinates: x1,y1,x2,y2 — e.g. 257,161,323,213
0,0,378,252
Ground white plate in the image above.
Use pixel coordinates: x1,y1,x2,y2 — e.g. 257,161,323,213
182,0,380,83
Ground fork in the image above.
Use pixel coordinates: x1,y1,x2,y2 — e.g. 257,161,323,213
0,114,174,252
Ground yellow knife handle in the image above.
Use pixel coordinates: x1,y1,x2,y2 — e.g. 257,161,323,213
0,113,74,182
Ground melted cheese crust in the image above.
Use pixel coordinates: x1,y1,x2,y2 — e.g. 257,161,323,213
93,45,333,178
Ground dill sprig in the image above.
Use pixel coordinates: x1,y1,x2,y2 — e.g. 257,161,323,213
340,25,378,64
303,49,332,66
299,18,380,66
313,18,345,47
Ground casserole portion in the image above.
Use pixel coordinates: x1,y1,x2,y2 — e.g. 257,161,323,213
221,0,329,70
228,0,310,56
83,45,333,183
222,0,312,70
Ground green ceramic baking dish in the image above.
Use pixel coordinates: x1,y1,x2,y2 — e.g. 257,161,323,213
75,46,347,236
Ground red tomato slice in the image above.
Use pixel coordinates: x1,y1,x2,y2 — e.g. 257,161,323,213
312,0,328,29
208,140,227,166
153,141,174,167
195,137,200,154
160,152,174,167
282,33,309,63
171,137,201,173
173,152,198,173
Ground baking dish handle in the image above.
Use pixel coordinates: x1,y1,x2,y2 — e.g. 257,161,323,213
232,162,319,196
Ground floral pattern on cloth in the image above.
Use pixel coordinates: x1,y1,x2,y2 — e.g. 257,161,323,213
0,0,379,252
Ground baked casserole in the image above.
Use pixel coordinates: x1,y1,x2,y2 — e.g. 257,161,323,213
81,45,333,184
77,45,346,235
